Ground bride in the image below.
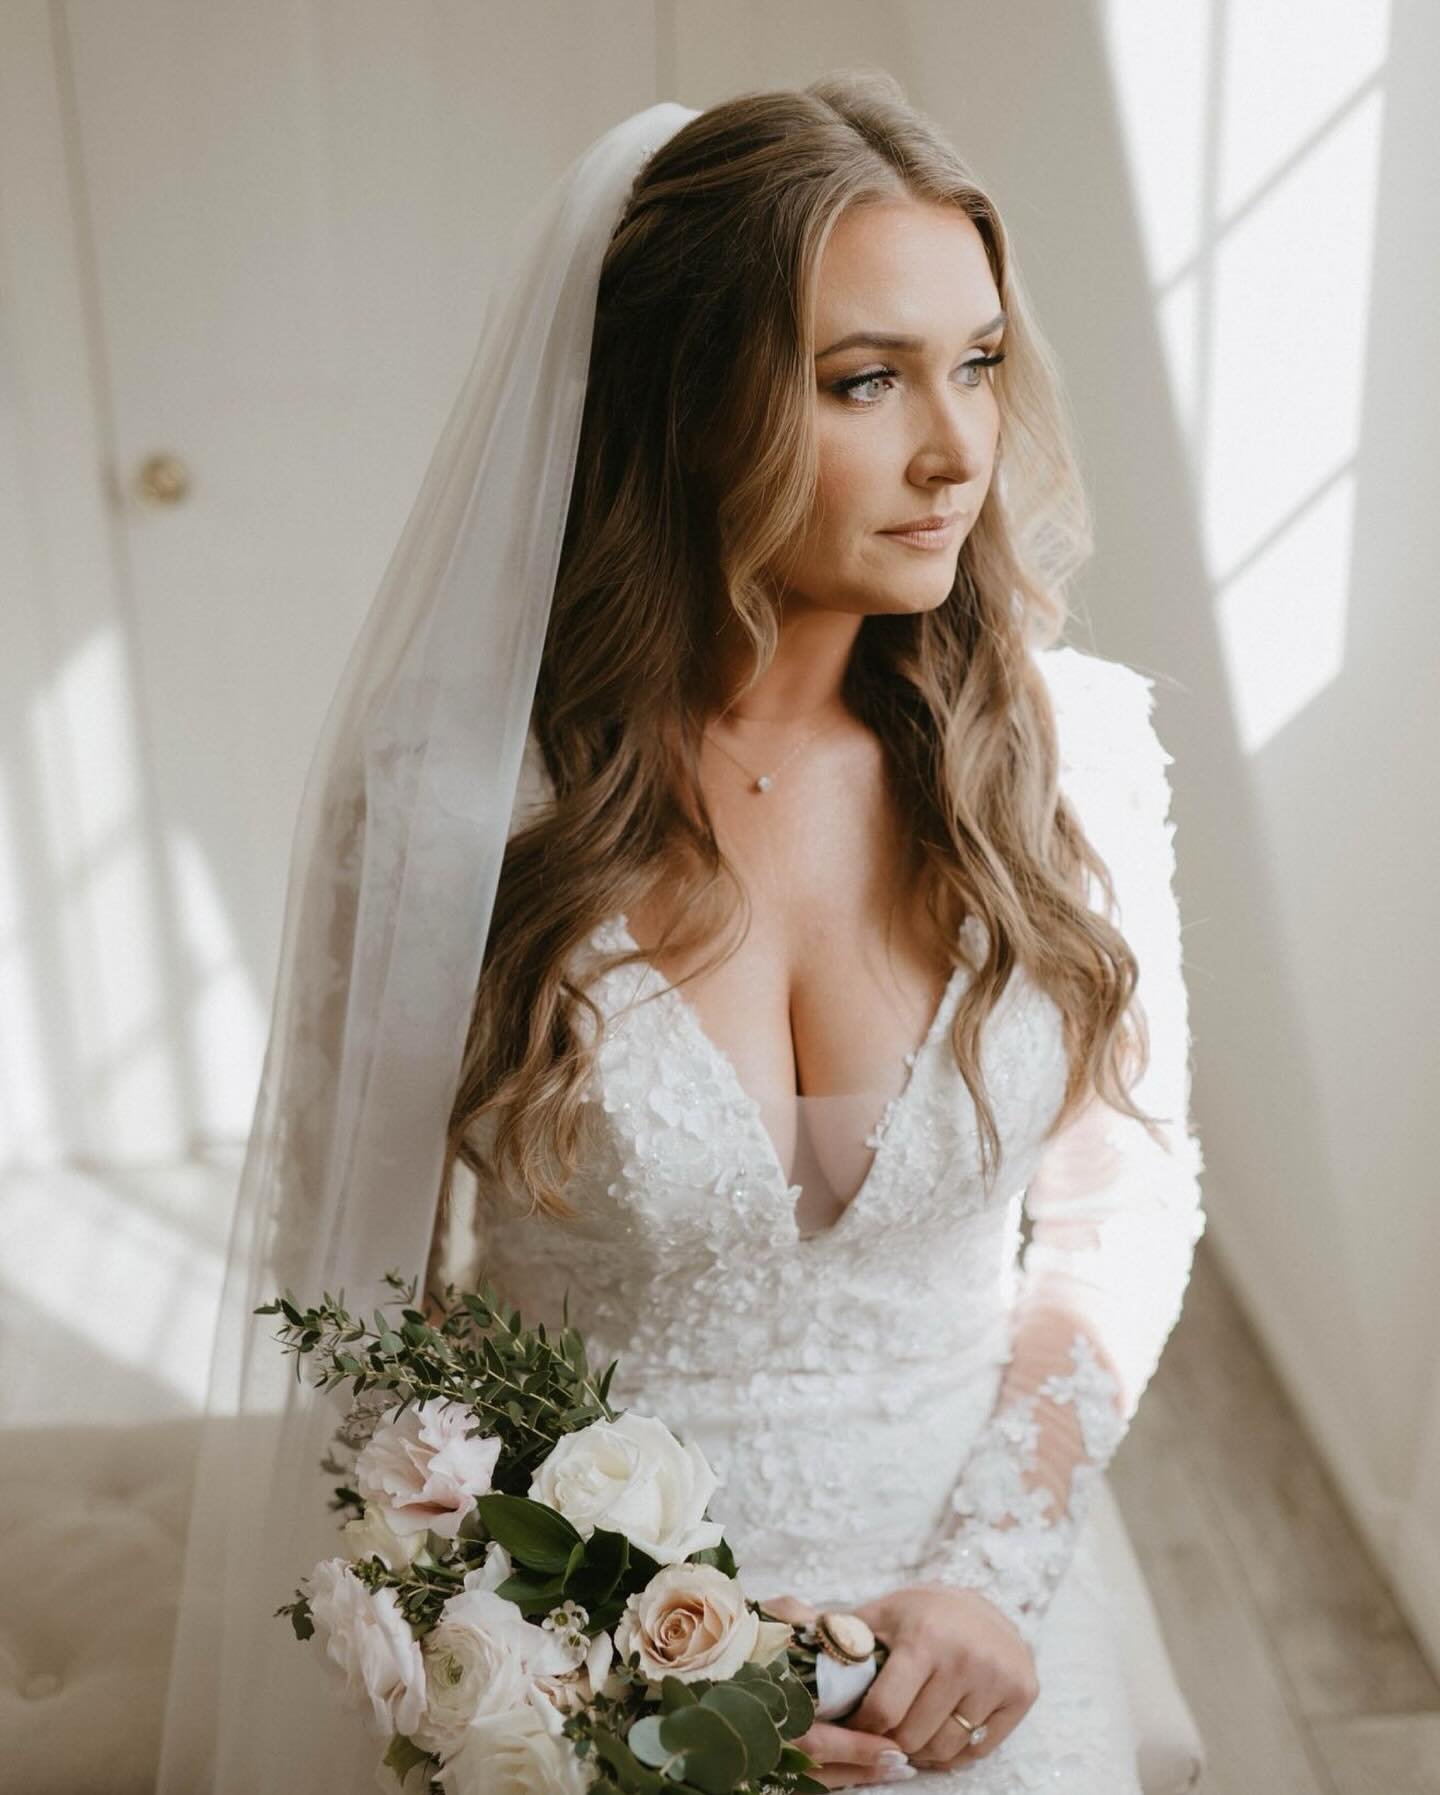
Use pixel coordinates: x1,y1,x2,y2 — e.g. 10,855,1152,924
158,69,1204,1795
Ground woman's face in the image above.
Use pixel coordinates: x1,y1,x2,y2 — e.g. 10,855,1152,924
782,197,1005,618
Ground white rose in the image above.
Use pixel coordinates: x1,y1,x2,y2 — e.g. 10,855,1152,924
437,1697,596,1795
462,1538,513,1593
613,1562,782,1684
529,1412,722,1564
356,1398,503,1540
305,1557,427,1738
342,1505,423,1571
411,1585,577,1759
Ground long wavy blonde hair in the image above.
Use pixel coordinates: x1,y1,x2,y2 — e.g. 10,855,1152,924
442,68,1164,1226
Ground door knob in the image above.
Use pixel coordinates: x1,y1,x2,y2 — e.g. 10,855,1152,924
135,451,192,505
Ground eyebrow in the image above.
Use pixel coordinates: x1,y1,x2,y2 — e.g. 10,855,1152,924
814,311,1008,360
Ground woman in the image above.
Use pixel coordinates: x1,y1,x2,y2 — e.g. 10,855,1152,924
160,70,1203,1795
428,70,1204,1795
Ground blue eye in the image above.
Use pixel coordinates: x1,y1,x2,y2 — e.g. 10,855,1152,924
831,351,1006,407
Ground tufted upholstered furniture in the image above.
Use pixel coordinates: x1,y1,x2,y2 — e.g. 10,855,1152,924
0,1417,1204,1793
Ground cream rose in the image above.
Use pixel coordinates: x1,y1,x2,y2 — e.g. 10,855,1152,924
528,1411,723,1564
305,1557,427,1738
355,1398,503,1540
411,1586,578,1759
613,1563,791,1683
437,1697,596,1795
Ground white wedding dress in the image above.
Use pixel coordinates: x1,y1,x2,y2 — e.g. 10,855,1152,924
454,643,1205,1794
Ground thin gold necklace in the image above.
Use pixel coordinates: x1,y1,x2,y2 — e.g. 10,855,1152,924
703,713,845,793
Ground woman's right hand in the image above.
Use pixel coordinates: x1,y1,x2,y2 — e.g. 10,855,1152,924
762,1596,916,1787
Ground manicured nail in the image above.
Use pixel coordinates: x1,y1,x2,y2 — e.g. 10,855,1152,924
878,1750,915,1779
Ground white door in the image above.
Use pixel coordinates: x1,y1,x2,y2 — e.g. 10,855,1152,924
4,1,656,1158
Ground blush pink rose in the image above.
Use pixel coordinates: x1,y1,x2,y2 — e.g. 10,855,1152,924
355,1398,502,1540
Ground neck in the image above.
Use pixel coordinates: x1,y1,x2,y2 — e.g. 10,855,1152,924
707,598,863,727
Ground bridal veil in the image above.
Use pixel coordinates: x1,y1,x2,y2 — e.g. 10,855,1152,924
155,99,701,1793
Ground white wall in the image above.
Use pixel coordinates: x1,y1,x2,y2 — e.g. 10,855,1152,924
1,0,1435,1661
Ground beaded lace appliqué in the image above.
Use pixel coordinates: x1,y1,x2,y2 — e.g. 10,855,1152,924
916,1331,1128,1645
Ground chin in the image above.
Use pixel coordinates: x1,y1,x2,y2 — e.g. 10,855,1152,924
869,578,956,617
787,572,957,619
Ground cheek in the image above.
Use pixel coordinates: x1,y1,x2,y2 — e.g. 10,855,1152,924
813,427,884,538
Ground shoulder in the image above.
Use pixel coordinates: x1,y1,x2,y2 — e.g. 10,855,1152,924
1031,643,1167,780
1031,644,1178,865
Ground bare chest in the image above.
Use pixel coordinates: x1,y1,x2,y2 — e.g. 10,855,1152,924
625,727,953,1106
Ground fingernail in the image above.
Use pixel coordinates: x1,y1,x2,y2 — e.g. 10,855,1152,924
878,1750,913,1777
881,1768,918,1784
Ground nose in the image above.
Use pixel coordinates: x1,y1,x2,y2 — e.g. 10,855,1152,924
907,388,992,489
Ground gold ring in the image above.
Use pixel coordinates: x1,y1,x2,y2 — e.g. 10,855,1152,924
952,1710,990,1749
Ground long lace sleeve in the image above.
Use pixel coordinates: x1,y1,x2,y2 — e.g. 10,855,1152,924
914,648,1206,1644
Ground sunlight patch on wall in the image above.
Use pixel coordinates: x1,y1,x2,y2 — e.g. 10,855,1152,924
2,1164,230,1421
1215,475,1353,752
1102,0,1390,752
27,624,182,1155
1203,93,1383,577
1216,1,1389,216
170,829,266,1129
0,763,55,1162
1100,0,1213,285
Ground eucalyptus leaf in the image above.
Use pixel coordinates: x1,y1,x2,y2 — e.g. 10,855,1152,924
729,1668,788,1723
592,1725,666,1795
656,1705,746,1795
625,1715,670,1768
779,1673,816,1739
699,1683,782,1777
659,1674,699,1712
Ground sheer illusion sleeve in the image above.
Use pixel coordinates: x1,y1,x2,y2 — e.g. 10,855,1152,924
913,648,1206,1644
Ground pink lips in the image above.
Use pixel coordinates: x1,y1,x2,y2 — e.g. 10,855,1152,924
879,513,963,548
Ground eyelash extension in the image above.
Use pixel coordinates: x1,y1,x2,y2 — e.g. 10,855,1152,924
833,350,1007,403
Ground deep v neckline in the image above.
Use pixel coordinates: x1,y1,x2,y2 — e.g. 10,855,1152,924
609,913,963,1244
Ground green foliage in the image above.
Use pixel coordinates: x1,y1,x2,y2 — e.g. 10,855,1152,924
606,1662,814,1795
382,1732,438,1788
254,1267,622,1492
687,1537,739,1579
273,1592,314,1641
259,1267,830,1795
476,1491,584,1570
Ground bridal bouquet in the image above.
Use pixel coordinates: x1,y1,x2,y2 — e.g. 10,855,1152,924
256,1272,881,1795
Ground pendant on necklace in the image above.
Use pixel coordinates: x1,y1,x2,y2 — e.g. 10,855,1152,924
754,774,773,792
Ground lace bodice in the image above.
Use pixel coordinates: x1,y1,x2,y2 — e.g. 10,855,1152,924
453,643,1205,1658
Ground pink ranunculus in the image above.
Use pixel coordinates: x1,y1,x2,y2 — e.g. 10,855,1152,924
355,1399,502,1540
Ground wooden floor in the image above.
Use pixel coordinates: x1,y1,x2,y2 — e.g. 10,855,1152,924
1111,1234,1440,1794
